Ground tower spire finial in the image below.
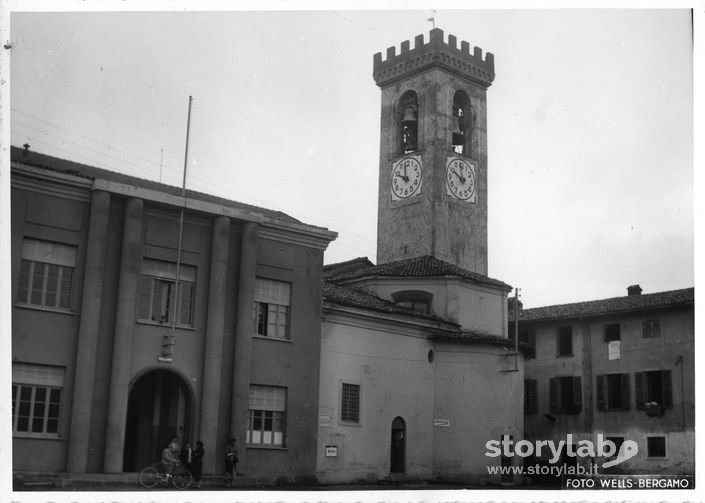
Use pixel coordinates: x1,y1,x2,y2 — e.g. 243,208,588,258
427,10,436,29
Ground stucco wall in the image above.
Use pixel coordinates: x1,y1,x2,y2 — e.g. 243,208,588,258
317,312,524,484
317,315,436,483
354,277,508,336
523,306,695,475
11,170,329,477
432,341,524,484
11,187,90,472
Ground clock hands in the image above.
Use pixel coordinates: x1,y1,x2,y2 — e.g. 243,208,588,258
451,168,466,185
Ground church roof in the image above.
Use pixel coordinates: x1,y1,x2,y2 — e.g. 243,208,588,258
511,287,694,322
326,255,512,291
322,280,458,327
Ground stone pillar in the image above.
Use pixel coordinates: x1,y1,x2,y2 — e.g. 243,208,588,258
199,215,230,474
67,190,111,473
231,222,258,470
103,197,143,473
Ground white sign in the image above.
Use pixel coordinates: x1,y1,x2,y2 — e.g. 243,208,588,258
434,419,450,427
325,446,338,457
608,340,621,360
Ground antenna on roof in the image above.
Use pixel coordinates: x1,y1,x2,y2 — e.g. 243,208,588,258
159,146,164,183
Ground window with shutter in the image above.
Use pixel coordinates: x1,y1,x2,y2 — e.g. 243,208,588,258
524,379,538,414
636,370,673,411
549,377,558,414
642,319,661,338
550,376,582,414
597,374,630,411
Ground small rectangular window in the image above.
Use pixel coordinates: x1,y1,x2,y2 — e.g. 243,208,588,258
254,279,291,339
557,326,573,356
247,385,286,446
17,239,77,310
604,323,621,342
340,383,361,423
647,436,666,458
643,320,661,338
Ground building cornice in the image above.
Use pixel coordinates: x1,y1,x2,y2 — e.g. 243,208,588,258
322,301,458,335
11,163,92,202
91,179,337,250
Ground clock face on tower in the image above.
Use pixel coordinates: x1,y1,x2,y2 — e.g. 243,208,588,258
391,156,422,201
446,157,477,202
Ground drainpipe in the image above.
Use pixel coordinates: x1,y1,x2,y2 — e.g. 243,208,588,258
675,355,685,431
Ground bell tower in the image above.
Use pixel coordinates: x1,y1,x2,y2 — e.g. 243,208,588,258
373,28,495,275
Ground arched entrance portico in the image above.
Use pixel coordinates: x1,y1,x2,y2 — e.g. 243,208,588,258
123,369,193,471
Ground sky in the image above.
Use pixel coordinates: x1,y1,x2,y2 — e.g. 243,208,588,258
6,3,696,308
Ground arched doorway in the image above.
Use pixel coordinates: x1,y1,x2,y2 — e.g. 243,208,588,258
123,369,193,471
390,416,406,474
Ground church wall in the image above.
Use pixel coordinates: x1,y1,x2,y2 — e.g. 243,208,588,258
316,314,436,483
432,341,524,484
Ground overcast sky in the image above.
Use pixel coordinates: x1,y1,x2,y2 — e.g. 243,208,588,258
8,5,695,308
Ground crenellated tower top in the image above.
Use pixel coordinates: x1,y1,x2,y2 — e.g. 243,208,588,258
373,28,495,89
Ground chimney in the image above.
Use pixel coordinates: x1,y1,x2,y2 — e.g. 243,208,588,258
627,284,642,296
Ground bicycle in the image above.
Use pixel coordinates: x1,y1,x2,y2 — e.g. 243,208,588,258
139,462,193,489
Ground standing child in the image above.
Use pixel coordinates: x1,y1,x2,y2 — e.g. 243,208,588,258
224,438,238,488
191,441,204,489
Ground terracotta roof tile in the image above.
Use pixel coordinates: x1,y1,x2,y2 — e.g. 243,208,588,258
327,255,512,291
512,287,694,322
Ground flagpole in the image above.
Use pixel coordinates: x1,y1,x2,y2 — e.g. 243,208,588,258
159,96,193,363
